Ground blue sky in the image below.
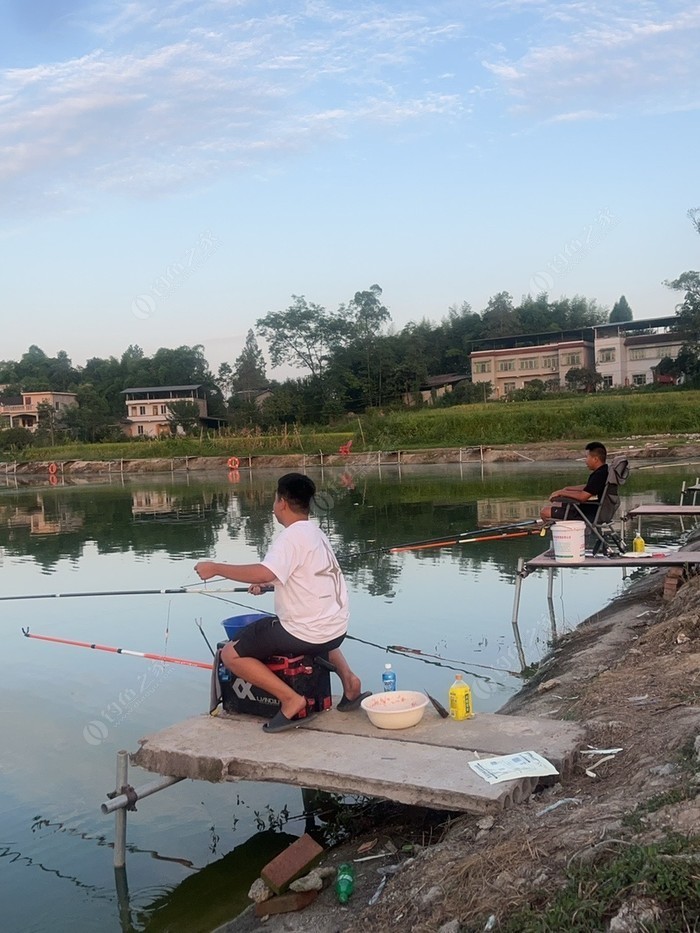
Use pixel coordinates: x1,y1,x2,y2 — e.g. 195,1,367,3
1,0,699,376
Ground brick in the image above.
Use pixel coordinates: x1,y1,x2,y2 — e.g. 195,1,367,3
254,889,318,917
260,833,324,894
664,567,685,600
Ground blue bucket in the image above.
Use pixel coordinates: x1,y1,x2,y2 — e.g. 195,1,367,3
221,613,275,641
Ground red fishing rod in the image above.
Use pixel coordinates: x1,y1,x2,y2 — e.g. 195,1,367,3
390,524,545,553
21,628,213,670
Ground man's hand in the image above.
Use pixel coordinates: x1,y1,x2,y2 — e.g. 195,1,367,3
195,560,217,581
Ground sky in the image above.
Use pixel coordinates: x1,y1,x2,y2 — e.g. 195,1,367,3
1,0,699,378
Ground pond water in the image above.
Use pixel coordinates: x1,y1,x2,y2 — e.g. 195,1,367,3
0,460,695,932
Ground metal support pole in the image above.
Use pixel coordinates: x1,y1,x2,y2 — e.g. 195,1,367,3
547,568,556,641
114,750,128,869
102,775,184,814
511,558,527,671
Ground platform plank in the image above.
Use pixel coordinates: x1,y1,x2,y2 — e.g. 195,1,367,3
525,548,700,571
627,505,700,516
132,707,582,815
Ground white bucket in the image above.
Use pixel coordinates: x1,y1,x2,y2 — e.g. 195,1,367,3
551,521,586,561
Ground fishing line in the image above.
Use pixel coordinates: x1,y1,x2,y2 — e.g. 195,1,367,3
344,634,507,687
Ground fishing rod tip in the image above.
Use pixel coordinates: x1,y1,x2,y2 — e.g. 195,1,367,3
21,627,29,637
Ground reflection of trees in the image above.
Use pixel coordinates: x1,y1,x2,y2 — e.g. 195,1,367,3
0,485,232,572
2,466,683,590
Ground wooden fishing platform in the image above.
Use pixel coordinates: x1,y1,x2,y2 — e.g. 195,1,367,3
131,704,584,815
626,504,700,534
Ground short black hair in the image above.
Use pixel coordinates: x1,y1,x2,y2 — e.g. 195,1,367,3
277,473,315,512
585,442,607,462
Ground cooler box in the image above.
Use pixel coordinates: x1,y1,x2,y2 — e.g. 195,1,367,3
216,641,333,719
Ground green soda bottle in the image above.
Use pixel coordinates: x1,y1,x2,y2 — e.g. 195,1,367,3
335,862,355,904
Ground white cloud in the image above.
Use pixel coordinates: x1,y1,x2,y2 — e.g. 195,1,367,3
482,1,700,116
0,1,466,215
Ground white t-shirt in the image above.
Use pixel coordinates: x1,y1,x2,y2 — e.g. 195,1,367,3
261,519,349,644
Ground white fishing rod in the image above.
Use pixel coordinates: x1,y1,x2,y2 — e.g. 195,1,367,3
0,584,272,602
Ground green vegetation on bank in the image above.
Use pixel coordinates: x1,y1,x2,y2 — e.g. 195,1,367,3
5,390,700,462
499,833,700,932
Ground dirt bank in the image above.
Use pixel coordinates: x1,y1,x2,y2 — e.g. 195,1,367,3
223,561,700,933
5,434,700,478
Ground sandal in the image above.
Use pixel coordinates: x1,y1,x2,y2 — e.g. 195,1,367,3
262,710,318,733
337,691,372,712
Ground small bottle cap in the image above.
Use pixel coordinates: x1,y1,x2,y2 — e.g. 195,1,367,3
384,663,392,670
455,673,463,680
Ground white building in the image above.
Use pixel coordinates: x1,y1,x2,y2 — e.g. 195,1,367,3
470,316,682,397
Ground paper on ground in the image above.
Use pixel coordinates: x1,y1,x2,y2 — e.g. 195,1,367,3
468,750,559,785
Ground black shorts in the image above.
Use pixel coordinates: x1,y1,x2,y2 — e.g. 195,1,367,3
231,615,345,660
550,503,598,521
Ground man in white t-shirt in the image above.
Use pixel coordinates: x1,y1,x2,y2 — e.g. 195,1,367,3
195,473,368,733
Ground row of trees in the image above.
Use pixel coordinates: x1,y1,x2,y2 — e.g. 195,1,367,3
3,216,700,446
0,287,616,440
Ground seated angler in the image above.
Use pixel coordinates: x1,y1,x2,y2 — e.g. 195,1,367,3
195,472,368,733
541,441,611,522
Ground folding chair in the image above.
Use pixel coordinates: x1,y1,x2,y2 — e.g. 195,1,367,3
555,456,630,556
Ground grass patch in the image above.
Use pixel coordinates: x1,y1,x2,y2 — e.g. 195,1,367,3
498,834,700,932
622,786,698,832
4,390,700,462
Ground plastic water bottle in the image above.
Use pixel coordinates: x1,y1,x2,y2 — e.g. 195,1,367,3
335,862,355,904
449,674,473,721
632,531,646,553
382,663,397,692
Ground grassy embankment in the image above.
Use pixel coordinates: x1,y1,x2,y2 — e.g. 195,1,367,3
11,390,700,462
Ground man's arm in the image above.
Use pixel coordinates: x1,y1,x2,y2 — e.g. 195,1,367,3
549,484,593,503
194,561,277,585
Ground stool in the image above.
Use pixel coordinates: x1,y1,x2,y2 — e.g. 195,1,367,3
216,642,335,718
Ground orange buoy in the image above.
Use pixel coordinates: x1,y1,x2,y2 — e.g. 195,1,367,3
49,474,58,486
227,456,240,469
48,462,58,475
227,470,240,483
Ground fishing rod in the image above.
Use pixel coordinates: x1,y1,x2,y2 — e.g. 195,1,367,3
348,519,544,558
23,627,512,682
0,585,270,603
388,519,544,554
21,628,213,670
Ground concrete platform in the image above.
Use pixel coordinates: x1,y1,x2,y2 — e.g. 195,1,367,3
131,705,584,815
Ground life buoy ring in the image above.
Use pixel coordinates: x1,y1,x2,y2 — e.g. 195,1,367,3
48,462,58,475
49,474,58,486
227,456,240,470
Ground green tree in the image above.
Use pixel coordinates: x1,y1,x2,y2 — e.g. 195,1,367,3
0,426,34,452
518,293,554,334
257,296,349,380
666,209,700,385
61,385,114,442
610,295,633,323
166,400,202,435
565,367,602,392
341,285,391,408
217,362,234,398
480,292,519,337
35,400,64,445
232,330,267,398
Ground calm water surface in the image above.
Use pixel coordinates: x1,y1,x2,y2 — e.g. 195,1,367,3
0,461,693,932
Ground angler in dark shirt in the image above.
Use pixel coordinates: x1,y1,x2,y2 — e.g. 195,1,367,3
541,442,612,521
